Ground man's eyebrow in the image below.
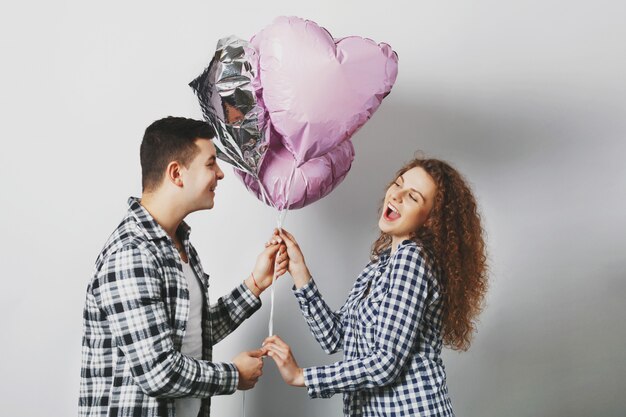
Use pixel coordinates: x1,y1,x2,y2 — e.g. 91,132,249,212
206,155,216,162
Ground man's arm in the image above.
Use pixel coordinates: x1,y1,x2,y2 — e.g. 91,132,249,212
208,282,261,346
208,241,286,345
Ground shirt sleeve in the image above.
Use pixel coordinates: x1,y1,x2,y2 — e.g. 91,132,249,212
302,245,432,398
209,282,262,346
292,279,349,354
94,244,239,398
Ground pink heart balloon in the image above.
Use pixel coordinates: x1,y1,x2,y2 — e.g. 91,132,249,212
235,128,355,210
251,16,398,167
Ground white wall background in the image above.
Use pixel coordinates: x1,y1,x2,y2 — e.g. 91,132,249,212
1,1,625,416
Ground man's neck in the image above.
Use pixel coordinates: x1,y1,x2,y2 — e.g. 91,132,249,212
140,191,187,240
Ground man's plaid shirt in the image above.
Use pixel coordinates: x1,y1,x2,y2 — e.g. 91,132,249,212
293,240,455,417
79,197,261,417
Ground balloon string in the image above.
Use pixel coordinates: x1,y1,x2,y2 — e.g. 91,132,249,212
242,162,298,417
256,176,273,209
268,160,297,337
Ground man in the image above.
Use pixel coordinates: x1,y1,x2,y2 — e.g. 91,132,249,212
79,117,286,417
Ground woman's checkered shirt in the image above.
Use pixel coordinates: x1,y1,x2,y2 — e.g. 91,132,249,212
294,240,455,417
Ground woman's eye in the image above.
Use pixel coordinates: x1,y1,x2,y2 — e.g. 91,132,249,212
409,194,418,202
393,182,400,187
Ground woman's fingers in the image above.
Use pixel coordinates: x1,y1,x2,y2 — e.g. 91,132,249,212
263,335,290,350
265,347,286,365
276,230,297,248
276,248,288,263
265,342,288,357
277,259,288,270
279,228,297,243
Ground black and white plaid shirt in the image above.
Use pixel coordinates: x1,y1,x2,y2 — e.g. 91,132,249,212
294,240,455,417
79,197,261,417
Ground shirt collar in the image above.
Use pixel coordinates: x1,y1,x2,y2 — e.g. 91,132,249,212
127,196,191,242
378,239,416,265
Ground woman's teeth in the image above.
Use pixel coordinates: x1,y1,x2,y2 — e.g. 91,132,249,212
385,203,401,221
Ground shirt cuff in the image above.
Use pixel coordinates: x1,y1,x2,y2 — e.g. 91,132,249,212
210,362,239,396
303,366,334,399
230,282,262,318
292,279,321,318
292,279,320,303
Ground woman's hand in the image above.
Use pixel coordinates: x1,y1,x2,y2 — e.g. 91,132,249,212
267,228,312,289
245,239,288,297
263,335,305,387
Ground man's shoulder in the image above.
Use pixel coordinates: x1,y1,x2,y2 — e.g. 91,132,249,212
94,213,160,272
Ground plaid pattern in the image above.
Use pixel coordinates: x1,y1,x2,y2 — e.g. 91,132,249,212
294,240,455,417
79,197,261,417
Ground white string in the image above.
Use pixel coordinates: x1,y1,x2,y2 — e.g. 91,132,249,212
242,161,298,417
268,161,297,337
257,176,272,209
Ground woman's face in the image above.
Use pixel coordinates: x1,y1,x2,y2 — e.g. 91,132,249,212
378,166,437,240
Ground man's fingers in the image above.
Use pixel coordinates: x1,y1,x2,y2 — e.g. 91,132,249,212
264,243,281,257
248,348,266,358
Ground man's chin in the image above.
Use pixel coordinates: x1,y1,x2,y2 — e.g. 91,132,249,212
191,200,214,212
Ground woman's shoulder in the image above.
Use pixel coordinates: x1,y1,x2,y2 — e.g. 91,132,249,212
392,239,423,260
392,240,438,277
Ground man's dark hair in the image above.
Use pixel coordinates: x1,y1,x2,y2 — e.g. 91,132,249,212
140,116,215,192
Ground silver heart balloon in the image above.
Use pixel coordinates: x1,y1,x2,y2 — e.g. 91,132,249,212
189,36,268,177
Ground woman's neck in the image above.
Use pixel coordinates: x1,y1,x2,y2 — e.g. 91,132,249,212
391,235,410,255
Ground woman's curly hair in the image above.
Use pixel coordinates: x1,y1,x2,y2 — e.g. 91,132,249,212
371,156,488,351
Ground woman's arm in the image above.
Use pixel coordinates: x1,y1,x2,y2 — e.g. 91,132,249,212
267,244,433,398
293,279,348,354
275,229,352,354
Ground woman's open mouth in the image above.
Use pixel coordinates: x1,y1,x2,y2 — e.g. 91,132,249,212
383,203,401,221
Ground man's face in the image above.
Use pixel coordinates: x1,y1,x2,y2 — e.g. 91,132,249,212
180,139,224,211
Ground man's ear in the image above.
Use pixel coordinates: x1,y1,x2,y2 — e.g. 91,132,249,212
166,161,184,188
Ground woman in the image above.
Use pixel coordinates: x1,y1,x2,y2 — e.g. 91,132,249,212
263,156,488,417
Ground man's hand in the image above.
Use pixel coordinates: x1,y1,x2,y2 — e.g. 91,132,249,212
245,236,288,297
232,349,266,390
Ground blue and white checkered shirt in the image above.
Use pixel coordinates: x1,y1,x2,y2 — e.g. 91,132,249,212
294,240,455,417
79,197,261,417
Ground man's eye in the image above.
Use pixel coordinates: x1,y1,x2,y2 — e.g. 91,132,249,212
393,182,400,187
410,194,418,202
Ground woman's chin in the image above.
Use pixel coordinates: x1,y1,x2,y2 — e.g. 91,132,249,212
378,218,392,234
